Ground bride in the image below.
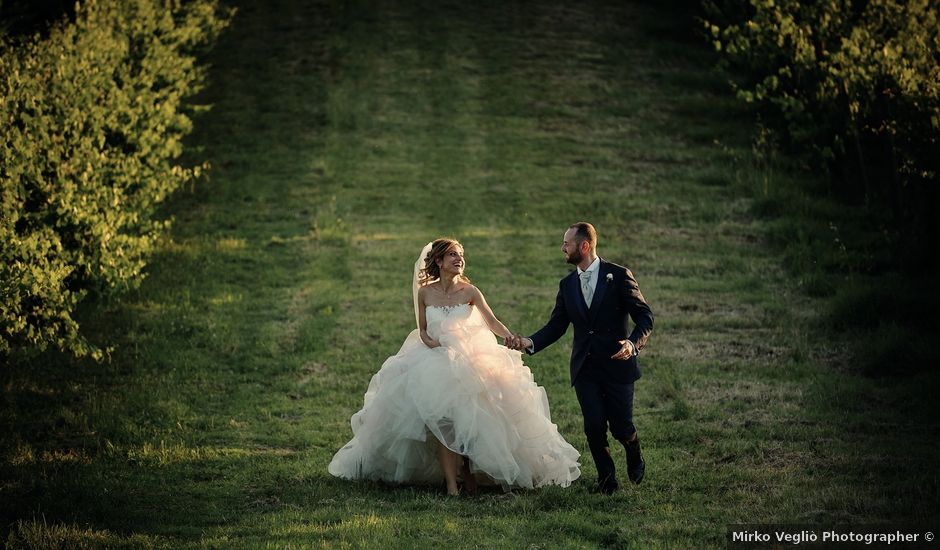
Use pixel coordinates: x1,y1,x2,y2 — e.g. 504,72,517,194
328,238,581,495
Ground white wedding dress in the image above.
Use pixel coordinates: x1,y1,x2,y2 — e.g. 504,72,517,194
328,302,581,489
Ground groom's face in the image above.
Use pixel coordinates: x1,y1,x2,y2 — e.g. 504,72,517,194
562,228,584,265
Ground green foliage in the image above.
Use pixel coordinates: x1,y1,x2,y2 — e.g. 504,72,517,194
704,0,940,229
0,0,231,360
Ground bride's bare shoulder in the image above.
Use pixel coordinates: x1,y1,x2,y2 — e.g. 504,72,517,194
465,284,484,299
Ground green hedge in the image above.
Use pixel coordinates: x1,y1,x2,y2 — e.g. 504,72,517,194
704,0,939,238
1,0,231,360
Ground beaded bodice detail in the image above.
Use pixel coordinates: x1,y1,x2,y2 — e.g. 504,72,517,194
425,303,471,315
424,303,474,339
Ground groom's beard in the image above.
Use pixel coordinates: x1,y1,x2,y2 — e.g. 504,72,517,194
566,250,583,265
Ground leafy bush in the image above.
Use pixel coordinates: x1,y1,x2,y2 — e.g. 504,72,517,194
1,0,231,360
704,0,940,245
0,0,75,37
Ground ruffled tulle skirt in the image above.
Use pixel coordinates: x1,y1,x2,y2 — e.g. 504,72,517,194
329,316,581,489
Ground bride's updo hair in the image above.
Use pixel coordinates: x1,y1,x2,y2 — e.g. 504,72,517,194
419,238,471,286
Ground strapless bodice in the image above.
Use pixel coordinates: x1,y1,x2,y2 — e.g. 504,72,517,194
425,303,474,340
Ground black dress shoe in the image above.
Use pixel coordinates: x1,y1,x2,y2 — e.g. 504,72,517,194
625,437,645,484
595,474,619,495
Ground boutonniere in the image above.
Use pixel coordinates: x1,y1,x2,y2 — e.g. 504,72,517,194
606,273,613,283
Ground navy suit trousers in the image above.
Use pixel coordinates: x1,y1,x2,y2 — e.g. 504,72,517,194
573,365,636,484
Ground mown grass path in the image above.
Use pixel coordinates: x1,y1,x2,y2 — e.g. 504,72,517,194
3,0,937,547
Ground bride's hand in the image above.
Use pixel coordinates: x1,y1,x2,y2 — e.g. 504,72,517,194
419,328,441,349
504,333,529,351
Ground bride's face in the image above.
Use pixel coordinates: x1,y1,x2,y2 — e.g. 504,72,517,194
437,246,465,277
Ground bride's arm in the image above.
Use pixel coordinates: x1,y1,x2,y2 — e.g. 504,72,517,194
417,287,441,348
469,286,513,339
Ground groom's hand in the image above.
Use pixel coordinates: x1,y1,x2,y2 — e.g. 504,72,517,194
512,335,533,351
611,339,636,360
523,336,533,351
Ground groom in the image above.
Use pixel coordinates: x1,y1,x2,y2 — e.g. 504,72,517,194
510,222,653,494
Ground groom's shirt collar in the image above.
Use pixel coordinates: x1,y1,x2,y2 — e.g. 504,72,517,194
577,256,601,294
577,256,600,276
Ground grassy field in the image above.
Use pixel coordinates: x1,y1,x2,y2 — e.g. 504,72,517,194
3,0,938,547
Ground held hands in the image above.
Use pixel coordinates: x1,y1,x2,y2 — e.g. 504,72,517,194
611,339,636,360
504,333,532,352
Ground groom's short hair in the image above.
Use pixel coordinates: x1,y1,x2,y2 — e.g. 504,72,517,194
569,222,596,251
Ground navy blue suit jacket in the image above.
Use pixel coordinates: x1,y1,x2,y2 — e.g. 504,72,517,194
528,259,653,386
